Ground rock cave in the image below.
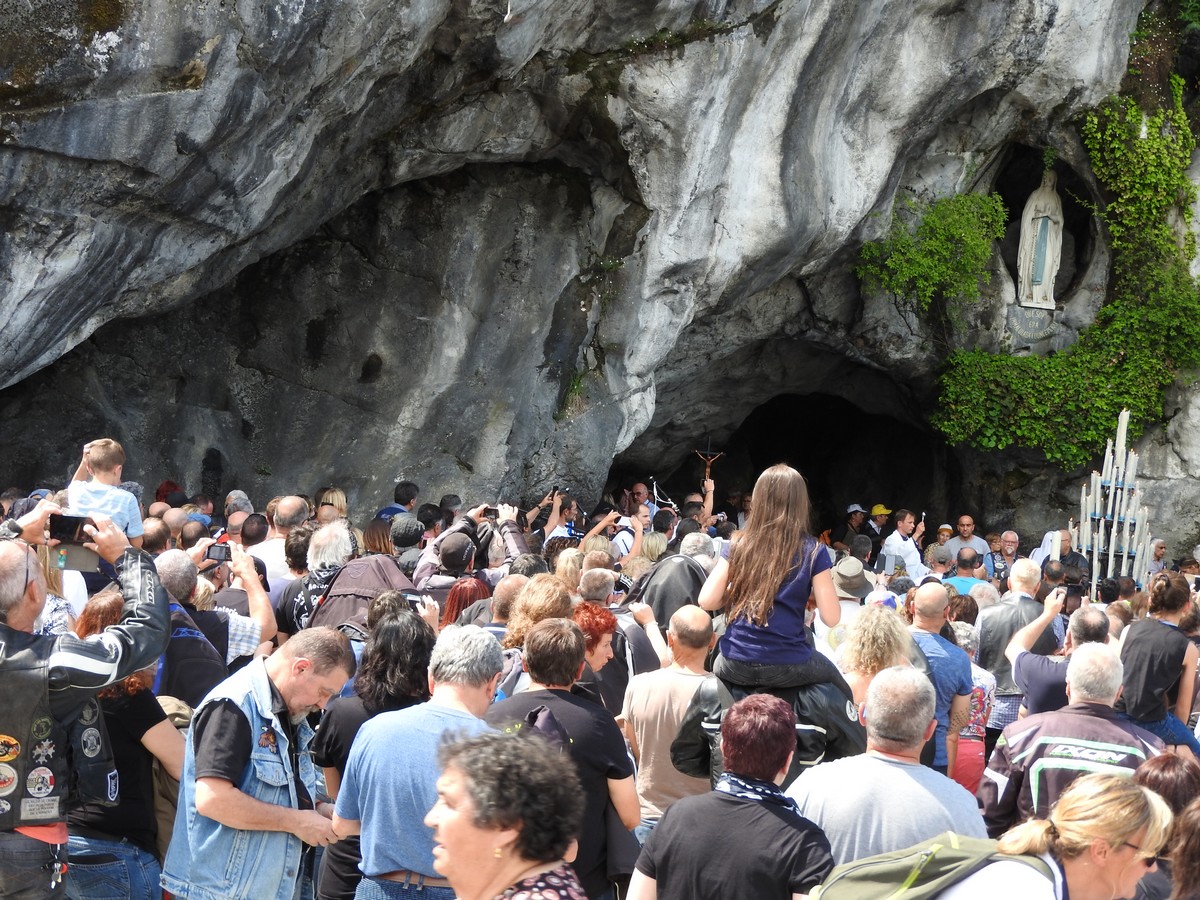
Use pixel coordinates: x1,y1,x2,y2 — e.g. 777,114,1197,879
3,0,1200,550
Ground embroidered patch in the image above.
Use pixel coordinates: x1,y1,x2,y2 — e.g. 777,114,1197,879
0,799,10,814
845,700,858,722
258,726,278,753
81,728,102,759
0,764,16,797
0,736,20,762
107,770,119,803
31,740,54,765
30,718,51,740
21,797,60,820
78,702,99,726
26,767,53,798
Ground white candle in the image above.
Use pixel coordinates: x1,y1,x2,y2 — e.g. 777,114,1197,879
1079,486,1088,543
1107,521,1118,580
1102,440,1113,485
1115,409,1129,467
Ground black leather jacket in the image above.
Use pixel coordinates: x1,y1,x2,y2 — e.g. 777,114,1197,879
977,593,1057,695
671,674,867,788
0,526,170,829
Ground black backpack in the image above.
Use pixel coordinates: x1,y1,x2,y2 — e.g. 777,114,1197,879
307,555,428,630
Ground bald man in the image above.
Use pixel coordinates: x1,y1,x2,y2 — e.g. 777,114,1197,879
908,582,973,775
223,510,250,545
248,496,309,605
162,508,188,547
620,606,715,842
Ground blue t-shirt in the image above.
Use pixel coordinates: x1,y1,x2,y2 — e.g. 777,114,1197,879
67,480,144,538
943,576,985,596
719,540,832,666
336,703,491,876
910,631,973,766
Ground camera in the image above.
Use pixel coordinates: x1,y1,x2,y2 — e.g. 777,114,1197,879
204,543,232,563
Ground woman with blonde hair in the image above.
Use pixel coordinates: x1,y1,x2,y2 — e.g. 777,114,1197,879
639,531,667,563
837,605,913,704
699,464,844,691
316,486,348,517
501,574,573,651
580,535,615,556
939,773,1172,899
555,548,583,593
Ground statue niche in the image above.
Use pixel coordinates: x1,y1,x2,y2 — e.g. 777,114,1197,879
1016,170,1063,309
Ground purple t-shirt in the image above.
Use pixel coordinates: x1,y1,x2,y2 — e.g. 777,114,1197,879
719,540,832,666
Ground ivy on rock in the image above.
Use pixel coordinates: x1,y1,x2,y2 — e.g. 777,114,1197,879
933,75,1200,468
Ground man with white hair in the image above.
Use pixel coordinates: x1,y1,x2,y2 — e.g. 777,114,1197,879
976,557,1057,759
334,626,501,899
786,667,985,863
276,521,353,641
978,643,1163,836
154,547,274,681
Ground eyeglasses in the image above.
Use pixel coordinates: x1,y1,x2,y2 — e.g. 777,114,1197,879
1122,841,1163,867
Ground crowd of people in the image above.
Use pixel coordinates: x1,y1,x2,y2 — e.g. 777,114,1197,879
4,437,1200,899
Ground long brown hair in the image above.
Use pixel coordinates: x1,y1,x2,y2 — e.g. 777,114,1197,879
75,588,154,698
725,464,813,627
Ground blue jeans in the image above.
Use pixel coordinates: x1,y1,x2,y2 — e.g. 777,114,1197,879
354,877,457,900
0,831,64,900
1123,711,1200,756
633,819,658,846
65,834,160,900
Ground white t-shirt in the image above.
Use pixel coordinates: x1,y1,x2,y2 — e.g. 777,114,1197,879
249,538,290,606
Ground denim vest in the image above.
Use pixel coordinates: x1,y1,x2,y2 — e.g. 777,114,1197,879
161,659,316,900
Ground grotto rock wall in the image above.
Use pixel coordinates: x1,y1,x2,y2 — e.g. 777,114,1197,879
3,0,1179,535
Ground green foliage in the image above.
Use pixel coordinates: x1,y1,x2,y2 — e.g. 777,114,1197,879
555,370,587,422
933,77,1200,468
1182,0,1200,32
857,193,1007,319
1042,146,1057,171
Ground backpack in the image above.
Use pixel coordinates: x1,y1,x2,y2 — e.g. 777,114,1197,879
154,603,228,708
521,704,571,752
152,695,194,862
307,555,427,630
810,832,1053,899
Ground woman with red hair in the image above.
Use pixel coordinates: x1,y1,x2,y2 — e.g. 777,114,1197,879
573,602,618,674
440,576,492,631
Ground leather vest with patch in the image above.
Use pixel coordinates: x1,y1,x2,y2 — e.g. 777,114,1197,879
0,628,118,829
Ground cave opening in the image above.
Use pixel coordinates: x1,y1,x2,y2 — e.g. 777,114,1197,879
615,393,966,536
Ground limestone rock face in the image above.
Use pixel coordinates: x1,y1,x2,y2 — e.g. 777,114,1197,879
4,0,1180,538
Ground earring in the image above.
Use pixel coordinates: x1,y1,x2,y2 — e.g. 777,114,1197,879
493,847,503,859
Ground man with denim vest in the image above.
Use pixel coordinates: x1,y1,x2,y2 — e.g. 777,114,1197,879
162,627,356,900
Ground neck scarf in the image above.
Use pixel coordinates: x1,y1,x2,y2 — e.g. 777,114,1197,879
714,772,799,813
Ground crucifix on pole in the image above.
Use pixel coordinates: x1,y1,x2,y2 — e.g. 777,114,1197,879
694,438,723,480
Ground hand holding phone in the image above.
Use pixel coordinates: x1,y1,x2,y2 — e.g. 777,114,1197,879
49,514,97,544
